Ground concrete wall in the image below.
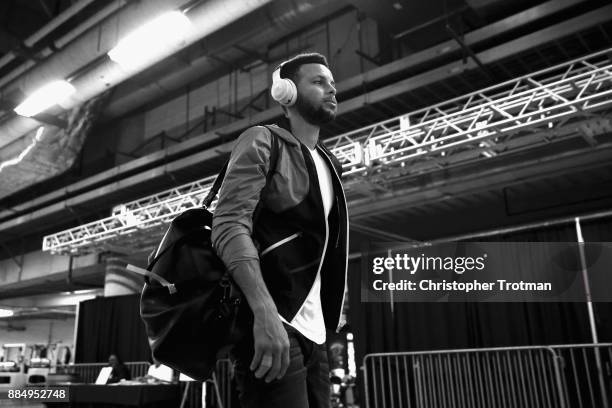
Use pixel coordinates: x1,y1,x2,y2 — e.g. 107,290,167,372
0,252,98,285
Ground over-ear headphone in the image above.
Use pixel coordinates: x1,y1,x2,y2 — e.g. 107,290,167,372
270,64,297,107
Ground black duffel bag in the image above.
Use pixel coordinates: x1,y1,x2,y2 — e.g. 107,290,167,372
138,129,279,381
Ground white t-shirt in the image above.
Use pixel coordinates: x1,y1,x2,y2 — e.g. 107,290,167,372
279,146,334,344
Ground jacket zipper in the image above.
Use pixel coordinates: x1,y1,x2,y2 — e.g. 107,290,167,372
317,145,349,333
260,232,302,256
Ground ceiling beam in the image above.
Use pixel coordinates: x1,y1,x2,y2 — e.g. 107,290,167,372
0,2,609,239
349,143,612,219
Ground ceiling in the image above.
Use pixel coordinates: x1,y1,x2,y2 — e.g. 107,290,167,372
0,0,611,298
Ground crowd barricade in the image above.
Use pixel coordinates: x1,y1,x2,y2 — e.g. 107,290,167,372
178,358,233,408
212,358,234,408
550,344,612,408
362,343,612,408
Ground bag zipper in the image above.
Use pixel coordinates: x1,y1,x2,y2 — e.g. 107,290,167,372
260,231,302,256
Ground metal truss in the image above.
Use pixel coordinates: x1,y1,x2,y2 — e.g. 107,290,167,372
110,175,217,216
42,175,217,254
327,47,612,180
42,48,612,255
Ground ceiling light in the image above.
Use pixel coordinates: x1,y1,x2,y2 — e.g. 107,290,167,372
0,309,15,318
14,81,76,117
108,11,192,71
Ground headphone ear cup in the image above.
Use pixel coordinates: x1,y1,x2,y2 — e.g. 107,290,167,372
271,78,297,106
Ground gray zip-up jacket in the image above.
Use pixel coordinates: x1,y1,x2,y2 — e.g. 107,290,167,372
211,124,349,332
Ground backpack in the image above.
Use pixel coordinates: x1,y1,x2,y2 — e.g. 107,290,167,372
136,128,279,381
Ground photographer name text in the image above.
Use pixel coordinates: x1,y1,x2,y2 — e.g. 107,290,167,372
372,279,552,292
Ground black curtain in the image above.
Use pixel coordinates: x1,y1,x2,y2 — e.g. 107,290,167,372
75,294,151,363
348,216,612,401
582,216,612,347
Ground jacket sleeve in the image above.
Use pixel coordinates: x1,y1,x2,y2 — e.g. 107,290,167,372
211,126,273,272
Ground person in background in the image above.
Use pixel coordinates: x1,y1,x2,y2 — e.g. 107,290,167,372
107,353,131,384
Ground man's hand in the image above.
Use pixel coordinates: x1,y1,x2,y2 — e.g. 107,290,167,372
220,259,290,382
250,307,290,383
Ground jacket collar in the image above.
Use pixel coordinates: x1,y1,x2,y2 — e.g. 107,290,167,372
265,124,300,147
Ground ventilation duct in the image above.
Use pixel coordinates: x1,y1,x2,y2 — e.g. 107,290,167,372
0,0,273,150
0,0,345,198
104,0,347,119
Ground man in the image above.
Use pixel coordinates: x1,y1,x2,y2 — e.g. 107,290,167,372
107,353,131,384
211,53,348,408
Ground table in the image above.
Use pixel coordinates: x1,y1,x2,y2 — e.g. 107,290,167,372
45,384,180,408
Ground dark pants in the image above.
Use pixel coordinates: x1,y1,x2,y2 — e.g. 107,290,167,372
231,324,331,408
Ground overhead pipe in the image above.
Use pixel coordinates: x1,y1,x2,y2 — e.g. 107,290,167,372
0,0,273,150
0,0,129,91
0,0,185,94
0,0,341,214
0,0,209,148
104,0,347,118
0,0,96,71
65,0,274,109
55,1,128,49
0,0,128,89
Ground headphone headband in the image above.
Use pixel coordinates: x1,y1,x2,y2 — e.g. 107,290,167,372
272,67,281,82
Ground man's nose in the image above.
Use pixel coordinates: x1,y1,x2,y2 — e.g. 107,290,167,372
327,83,336,95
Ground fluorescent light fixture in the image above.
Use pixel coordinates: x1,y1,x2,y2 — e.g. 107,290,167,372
0,308,14,318
14,81,76,117
108,11,192,71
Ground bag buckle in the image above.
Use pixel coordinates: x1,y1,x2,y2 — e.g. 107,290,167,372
220,276,231,302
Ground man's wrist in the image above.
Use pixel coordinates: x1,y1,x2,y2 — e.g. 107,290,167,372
250,301,278,319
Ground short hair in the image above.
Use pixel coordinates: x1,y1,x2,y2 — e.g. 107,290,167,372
277,53,329,83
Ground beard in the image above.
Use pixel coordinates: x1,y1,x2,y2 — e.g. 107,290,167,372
295,96,336,126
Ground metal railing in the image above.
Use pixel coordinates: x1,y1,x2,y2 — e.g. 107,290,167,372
179,359,233,408
362,343,612,408
551,344,612,408
213,359,234,408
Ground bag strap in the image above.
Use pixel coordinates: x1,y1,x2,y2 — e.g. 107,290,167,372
142,127,280,288
127,264,177,294
203,125,280,209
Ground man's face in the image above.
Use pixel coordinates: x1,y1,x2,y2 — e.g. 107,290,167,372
294,63,337,126
108,355,118,366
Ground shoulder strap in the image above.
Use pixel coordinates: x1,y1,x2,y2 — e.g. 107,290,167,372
127,264,177,294
202,125,279,208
